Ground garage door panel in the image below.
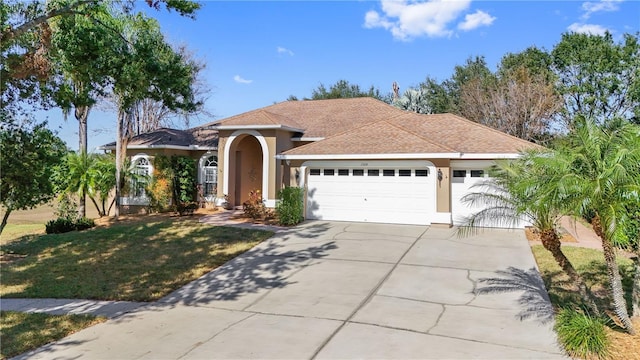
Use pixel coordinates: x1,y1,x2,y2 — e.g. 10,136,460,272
306,166,433,225
451,166,526,228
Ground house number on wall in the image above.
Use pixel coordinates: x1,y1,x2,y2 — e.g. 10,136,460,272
361,163,368,166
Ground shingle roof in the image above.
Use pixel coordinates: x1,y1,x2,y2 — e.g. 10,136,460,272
282,119,455,155
206,98,401,138
213,109,305,131
210,98,540,156
101,127,218,149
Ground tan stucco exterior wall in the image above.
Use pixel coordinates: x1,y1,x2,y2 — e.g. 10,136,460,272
215,129,299,206
430,159,451,213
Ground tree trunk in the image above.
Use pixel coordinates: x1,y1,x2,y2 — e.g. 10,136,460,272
0,208,12,236
89,196,103,217
75,105,90,218
539,228,600,315
592,215,636,334
633,250,640,317
115,111,124,219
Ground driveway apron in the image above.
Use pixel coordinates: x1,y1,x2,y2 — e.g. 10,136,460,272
17,222,565,359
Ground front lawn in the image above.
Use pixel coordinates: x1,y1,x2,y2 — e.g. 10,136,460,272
0,217,273,301
531,245,639,359
0,311,105,360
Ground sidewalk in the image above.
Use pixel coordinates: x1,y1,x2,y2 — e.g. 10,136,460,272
0,298,146,319
558,216,603,250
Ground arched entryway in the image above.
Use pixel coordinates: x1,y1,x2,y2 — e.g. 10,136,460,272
227,134,264,207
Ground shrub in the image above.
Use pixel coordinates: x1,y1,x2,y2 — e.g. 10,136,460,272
45,218,76,234
276,187,304,226
45,217,96,234
243,190,268,220
74,217,96,231
152,155,197,216
147,172,172,213
555,308,609,359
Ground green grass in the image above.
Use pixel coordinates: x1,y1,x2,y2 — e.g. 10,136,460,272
0,311,105,359
0,218,273,301
532,245,638,359
1,224,45,244
531,245,635,313
555,308,610,359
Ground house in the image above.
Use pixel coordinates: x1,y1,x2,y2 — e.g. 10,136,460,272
103,97,539,226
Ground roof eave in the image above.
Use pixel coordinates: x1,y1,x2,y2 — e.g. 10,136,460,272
291,137,325,142
97,144,217,151
214,125,305,132
276,152,522,160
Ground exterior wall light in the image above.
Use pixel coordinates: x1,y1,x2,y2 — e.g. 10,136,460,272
437,169,443,181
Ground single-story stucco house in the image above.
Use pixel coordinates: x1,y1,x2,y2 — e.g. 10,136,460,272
100,97,540,226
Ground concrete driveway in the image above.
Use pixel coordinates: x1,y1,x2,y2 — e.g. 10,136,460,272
19,222,564,359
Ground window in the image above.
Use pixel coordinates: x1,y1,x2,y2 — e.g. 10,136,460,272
415,169,429,177
324,169,335,176
453,170,467,178
383,169,395,176
310,169,321,176
367,169,380,176
132,157,151,198
398,169,411,177
471,170,484,178
338,169,349,176
201,155,218,197
352,169,364,176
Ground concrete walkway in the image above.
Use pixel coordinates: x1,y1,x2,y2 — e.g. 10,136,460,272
0,298,145,319
11,222,564,359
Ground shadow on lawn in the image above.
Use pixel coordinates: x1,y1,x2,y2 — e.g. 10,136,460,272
539,260,636,318
0,219,335,304
2,221,331,301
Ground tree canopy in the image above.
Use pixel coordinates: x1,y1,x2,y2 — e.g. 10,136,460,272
0,118,68,234
290,79,390,102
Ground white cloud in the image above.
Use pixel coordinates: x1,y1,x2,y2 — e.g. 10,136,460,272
581,0,623,19
277,46,294,56
364,0,488,41
567,22,608,35
458,10,495,31
233,75,253,84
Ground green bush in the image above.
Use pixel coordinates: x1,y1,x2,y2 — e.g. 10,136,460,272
74,217,96,231
276,187,304,226
555,308,609,359
45,217,96,234
152,155,197,216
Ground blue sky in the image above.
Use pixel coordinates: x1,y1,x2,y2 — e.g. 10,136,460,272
43,0,639,151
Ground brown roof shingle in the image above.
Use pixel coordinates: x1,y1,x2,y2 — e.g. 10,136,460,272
207,97,541,156
102,127,218,149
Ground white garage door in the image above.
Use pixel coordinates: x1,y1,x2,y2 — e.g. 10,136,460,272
306,162,434,225
451,160,524,228
451,168,491,225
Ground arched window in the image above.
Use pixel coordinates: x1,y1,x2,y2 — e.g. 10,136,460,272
201,155,218,197
132,156,151,198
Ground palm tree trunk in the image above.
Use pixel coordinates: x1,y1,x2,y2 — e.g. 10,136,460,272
632,249,639,317
0,208,12,236
592,215,636,334
89,196,103,217
75,105,90,219
539,228,600,316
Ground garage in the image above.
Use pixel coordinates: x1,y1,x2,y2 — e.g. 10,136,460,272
450,160,523,228
304,161,436,225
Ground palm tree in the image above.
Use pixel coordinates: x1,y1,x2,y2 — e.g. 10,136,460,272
63,151,97,218
458,151,600,315
557,118,639,334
